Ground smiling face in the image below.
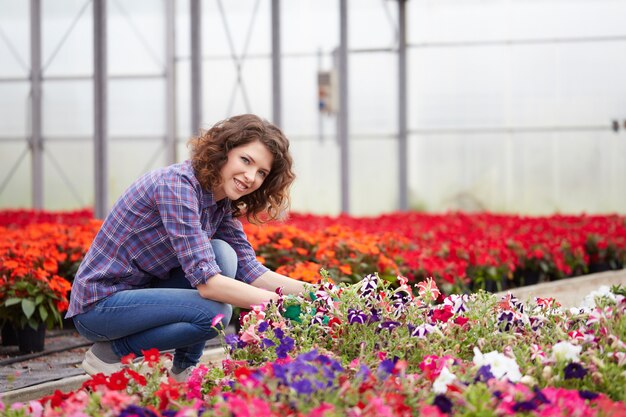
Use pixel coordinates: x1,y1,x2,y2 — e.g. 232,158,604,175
212,140,274,201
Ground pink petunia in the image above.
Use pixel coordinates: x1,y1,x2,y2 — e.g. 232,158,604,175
211,313,225,327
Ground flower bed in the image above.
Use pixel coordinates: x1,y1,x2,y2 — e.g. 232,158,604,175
3,277,624,416
1,209,625,333
0,221,101,331
247,212,626,292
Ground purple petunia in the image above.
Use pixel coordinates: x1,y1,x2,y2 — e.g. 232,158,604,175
475,365,495,383
276,336,295,359
348,309,368,324
376,320,401,333
433,394,453,413
368,308,382,323
291,379,313,395
408,323,436,338
564,362,588,379
360,274,379,296
377,358,396,378
224,334,239,348
578,390,599,400
119,406,158,417
258,321,269,332
262,338,276,348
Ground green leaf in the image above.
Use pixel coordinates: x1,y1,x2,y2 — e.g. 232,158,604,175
21,299,36,319
35,294,45,305
4,297,22,307
38,304,48,322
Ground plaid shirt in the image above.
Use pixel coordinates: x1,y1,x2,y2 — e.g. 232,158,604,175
66,160,268,317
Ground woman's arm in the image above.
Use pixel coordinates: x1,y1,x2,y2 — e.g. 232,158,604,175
250,270,310,296
197,274,279,309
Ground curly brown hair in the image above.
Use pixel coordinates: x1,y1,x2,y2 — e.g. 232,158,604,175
188,114,295,223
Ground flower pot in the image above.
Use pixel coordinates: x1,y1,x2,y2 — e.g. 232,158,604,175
1,323,19,346
17,323,46,354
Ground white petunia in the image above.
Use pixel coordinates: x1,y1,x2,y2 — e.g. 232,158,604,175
551,341,582,362
580,285,616,309
473,347,522,382
433,366,457,394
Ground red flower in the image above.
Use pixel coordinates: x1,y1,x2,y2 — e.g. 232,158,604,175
141,348,161,365
154,381,181,410
126,368,147,386
81,373,108,390
454,316,469,326
121,352,137,364
39,389,73,408
106,371,129,391
432,305,454,323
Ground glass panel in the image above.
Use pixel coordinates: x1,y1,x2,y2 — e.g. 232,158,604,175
0,0,30,78
42,0,93,76
0,142,31,208
43,141,93,209
43,80,93,136
0,83,29,136
350,138,399,216
109,79,164,136
289,136,341,215
108,140,165,206
351,53,396,135
109,0,165,75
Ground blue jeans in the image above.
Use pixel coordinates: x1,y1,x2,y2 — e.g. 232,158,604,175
73,239,236,370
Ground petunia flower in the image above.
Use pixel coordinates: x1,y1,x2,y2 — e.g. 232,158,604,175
211,313,225,328
347,308,368,324
432,366,457,394
408,323,436,338
376,320,401,333
444,294,469,314
417,277,441,304
564,362,587,379
551,341,582,362
473,348,522,382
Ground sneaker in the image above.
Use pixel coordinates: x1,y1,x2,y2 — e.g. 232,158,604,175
168,366,194,383
81,345,123,376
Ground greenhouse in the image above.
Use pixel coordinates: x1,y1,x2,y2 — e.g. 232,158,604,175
1,1,625,416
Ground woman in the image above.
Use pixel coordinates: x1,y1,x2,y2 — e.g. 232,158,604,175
67,114,308,381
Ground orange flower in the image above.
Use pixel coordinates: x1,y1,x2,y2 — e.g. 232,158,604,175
43,258,58,274
3,259,18,270
338,264,352,275
278,238,294,249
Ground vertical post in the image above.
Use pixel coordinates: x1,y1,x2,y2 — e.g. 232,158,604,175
271,0,282,127
190,0,202,135
317,48,323,143
338,0,349,213
165,0,177,164
398,0,408,210
30,0,43,209
94,0,108,218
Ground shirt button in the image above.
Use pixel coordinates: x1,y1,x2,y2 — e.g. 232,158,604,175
198,262,208,271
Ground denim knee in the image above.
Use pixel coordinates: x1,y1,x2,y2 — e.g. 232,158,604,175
211,239,237,278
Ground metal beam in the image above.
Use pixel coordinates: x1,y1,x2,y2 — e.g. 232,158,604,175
271,0,282,127
338,0,349,213
190,0,202,135
94,0,108,218
165,0,177,164
30,0,43,209
398,0,408,210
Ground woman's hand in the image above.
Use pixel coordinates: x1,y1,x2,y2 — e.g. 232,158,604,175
197,274,278,308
